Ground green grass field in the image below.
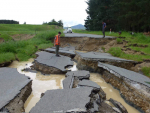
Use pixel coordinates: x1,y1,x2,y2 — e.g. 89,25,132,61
0,24,62,41
0,24,63,63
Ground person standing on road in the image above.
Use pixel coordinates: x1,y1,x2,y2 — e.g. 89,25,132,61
54,32,61,57
102,21,106,38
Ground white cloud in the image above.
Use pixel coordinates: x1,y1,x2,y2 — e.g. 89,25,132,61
0,0,88,26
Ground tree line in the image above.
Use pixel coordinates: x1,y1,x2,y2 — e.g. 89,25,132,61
43,19,63,27
84,0,150,32
0,20,19,24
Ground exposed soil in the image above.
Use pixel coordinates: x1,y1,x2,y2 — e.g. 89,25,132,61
103,40,126,51
101,70,150,113
11,34,35,41
0,61,13,67
61,37,115,51
122,48,147,55
132,62,150,72
0,38,4,43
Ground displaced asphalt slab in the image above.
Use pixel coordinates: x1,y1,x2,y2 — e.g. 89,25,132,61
78,80,100,89
77,51,135,62
30,87,93,113
63,75,74,89
66,70,90,80
98,62,150,88
0,68,31,109
35,51,74,72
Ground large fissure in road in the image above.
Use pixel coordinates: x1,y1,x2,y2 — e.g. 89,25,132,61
1,36,150,113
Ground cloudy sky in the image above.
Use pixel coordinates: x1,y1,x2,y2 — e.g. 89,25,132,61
0,0,88,27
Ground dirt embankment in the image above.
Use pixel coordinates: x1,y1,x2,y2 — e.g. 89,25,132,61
61,37,115,52
0,38,4,43
61,37,150,73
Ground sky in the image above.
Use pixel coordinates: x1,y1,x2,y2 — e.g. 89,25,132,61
0,0,88,27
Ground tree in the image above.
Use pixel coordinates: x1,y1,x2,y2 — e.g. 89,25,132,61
42,19,64,27
84,0,150,32
0,20,19,24
58,20,63,27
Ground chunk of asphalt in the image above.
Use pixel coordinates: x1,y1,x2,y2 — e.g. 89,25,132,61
63,75,74,89
109,98,128,113
45,48,75,56
78,80,100,89
0,68,31,110
35,51,74,72
30,87,93,113
66,70,90,80
98,62,150,88
76,51,135,62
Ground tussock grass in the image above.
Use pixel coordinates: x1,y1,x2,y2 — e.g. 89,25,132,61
38,43,53,49
141,67,150,77
116,38,123,44
108,47,150,62
0,53,15,63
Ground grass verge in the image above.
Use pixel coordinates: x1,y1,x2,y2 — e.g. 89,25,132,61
0,53,15,64
108,47,150,62
141,67,150,77
0,29,64,63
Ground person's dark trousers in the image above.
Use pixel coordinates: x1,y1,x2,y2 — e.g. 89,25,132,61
103,29,105,38
55,45,59,56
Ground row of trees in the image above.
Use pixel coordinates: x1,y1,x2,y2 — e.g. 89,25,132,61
0,20,19,24
43,19,63,27
84,0,150,32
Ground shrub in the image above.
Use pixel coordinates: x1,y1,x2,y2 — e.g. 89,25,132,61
141,67,150,77
116,38,123,44
108,47,123,57
16,53,31,61
0,53,15,63
38,43,53,49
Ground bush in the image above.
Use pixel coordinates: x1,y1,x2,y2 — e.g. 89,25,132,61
141,67,150,77
0,53,15,63
38,43,53,49
116,38,123,44
16,53,31,61
108,47,123,57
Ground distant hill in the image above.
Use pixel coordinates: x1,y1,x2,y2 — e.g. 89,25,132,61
64,24,85,29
